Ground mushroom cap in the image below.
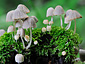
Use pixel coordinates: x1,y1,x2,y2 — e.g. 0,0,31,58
12,9,28,20
46,7,54,17
42,27,46,32
14,34,19,40
15,54,24,63
24,35,29,42
17,4,30,14
53,5,64,15
31,16,38,23
67,10,82,21
6,10,15,22
0,29,5,37
47,25,51,31
49,21,54,25
15,21,23,28
22,17,37,29
19,28,25,37
7,25,14,33
64,9,72,18
43,20,49,24
64,16,70,24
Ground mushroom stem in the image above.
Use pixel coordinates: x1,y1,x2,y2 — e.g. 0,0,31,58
13,21,16,35
21,37,25,49
74,19,76,34
51,16,53,21
65,21,71,30
26,27,32,49
60,15,63,28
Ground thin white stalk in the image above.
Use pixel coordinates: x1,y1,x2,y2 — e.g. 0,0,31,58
74,19,76,34
51,16,53,21
26,27,32,49
13,21,16,35
60,15,63,28
21,36,25,49
65,21,71,30
16,40,17,43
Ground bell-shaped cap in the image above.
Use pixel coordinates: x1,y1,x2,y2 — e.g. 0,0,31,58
64,9,72,18
47,25,51,31
6,10,15,22
31,16,38,23
15,21,23,28
22,17,37,29
0,29,5,36
67,10,82,21
24,35,29,42
17,4,30,14
19,28,25,37
46,7,54,17
7,25,14,33
12,9,28,20
43,20,49,24
15,54,24,63
53,5,64,15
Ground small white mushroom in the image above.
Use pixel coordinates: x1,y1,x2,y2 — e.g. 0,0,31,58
15,54,24,64
43,20,49,24
49,21,54,25
14,34,19,42
42,27,46,32
53,5,64,28
0,29,5,37
46,7,54,21
34,41,38,45
24,35,29,42
17,4,30,14
7,25,14,33
62,51,66,56
46,26,51,33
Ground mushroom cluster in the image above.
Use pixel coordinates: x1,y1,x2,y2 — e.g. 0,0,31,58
43,5,82,34
6,4,38,49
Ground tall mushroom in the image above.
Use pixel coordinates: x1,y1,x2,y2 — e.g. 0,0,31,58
46,7,54,22
53,5,64,28
17,4,30,14
64,9,73,30
65,10,82,33
22,16,38,49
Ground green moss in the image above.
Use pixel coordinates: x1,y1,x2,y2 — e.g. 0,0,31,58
0,26,82,63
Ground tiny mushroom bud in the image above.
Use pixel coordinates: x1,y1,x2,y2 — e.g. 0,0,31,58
62,51,66,56
0,29,5,37
7,25,14,33
47,25,51,31
49,21,54,25
34,41,38,45
24,35,29,42
15,54,24,64
42,27,46,32
53,5,64,28
43,20,49,24
14,34,19,42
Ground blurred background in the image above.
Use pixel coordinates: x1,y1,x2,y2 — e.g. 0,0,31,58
0,0,85,48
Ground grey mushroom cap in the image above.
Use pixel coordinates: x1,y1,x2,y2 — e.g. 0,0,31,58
46,7,54,17
12,9,28,20
67,10,82,21
0,29,5,36
17,4,30,14
6,10,15,22
31,16,38,23
64,9,72,18
53,5,64,15
22,17,37,29
15,21,23,28
7,25,14,33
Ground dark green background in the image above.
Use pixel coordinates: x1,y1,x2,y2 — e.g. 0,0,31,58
0,0,85,49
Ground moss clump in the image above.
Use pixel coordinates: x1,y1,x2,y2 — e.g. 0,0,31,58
0,26,82,63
